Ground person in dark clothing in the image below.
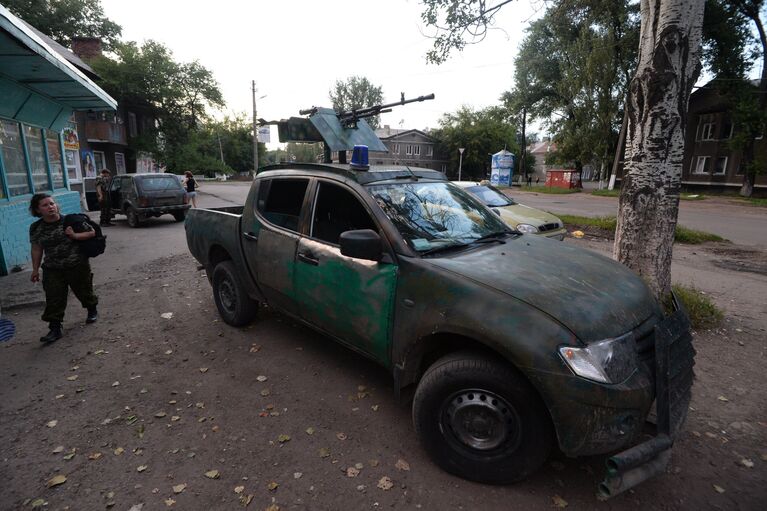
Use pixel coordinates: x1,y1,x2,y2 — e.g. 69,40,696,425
29,194,99,343
182,171,198,208
95,168,113,226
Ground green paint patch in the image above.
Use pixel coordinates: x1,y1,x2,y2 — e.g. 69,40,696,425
557,214,726,244
670,285,723,330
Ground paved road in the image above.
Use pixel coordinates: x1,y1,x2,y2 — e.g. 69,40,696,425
197,181,766,248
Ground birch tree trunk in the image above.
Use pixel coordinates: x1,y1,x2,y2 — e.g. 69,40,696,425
613,0,705,301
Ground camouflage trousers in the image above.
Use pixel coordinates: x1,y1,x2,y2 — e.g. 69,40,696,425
99,200,111,225
41,262,98,323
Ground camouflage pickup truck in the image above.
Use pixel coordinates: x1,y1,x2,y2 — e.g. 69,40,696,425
185,158,694,497
186,101,693,496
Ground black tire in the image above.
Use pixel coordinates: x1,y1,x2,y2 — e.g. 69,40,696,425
212,260,257,326
412,351,553,484
172,210,186,222
127,207,141,228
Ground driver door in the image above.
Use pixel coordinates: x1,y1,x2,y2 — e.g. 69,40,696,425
293,180,397,365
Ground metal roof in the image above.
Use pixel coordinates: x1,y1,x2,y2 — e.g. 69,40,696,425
0,5,116,119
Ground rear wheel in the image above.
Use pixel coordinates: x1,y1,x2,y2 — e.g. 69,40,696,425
412,351,553,484
212,260,258,326
172,210,186,222
127,207,141,228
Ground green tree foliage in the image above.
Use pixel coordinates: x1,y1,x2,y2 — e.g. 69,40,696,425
91,40,224,172
3,0,121,49
432,106,527,180
502,1,639,177
329,76,384,128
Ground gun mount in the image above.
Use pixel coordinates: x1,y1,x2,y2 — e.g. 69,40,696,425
260,93,435,164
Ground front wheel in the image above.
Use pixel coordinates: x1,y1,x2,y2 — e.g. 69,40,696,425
412,351,553,484
212,260,257,326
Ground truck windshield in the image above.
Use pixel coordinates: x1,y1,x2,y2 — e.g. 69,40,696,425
368,182,510,253
465,185,516,207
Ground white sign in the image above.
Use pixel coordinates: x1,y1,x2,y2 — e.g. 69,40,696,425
257,126,271,143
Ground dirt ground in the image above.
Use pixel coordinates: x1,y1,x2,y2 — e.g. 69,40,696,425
1,235,765,510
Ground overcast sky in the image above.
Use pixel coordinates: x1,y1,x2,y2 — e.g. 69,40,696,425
99,0,547,146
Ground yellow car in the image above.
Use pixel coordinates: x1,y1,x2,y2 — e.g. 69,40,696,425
454,181,567,240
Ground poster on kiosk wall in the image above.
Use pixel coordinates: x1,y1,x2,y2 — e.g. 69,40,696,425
490,150,515,187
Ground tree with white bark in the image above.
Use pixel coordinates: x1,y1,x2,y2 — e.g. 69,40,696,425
420,0,706,301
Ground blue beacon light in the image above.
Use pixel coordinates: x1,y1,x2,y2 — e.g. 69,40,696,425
350,145,369,170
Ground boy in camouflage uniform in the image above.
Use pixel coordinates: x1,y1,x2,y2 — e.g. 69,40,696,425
95,168,113,226
29,194,99,343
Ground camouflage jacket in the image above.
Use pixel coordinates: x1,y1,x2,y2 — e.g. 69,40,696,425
29,217,91,269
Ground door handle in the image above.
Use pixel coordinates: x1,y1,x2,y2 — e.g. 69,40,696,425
243,232,258,242
297,252,319,266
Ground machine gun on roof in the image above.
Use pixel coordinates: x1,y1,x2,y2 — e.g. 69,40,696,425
300,93,435,129
261,93,435,164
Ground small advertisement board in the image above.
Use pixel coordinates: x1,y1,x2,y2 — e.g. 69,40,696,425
490,150,515,186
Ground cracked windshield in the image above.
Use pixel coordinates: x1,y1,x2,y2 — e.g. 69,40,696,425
369,182,509,253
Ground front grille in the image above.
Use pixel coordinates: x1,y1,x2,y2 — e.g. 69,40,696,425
538,222,561,232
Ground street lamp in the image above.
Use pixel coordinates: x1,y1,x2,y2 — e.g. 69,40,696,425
458,147,465,181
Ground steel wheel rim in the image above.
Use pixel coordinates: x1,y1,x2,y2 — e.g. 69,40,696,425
218,277,236,312
441,388,521,452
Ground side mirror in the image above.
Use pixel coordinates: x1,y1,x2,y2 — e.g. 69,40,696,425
340,229,382,262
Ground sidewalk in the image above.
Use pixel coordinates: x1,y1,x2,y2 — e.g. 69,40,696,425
0,266,44,310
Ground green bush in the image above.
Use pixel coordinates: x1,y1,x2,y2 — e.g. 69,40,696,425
671,285,723,329
557,214,725,244
521,186,581,194
591,189,620,197
673,226,725,244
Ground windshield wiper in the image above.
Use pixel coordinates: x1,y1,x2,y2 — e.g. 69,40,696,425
471,231,511,244
418,242,471,257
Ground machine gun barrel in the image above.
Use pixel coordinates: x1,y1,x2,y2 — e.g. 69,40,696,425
337,93,435,122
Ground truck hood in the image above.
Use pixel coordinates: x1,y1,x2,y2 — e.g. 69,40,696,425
428,234,657,342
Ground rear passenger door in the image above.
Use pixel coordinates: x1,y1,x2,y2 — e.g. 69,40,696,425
244,177,310,316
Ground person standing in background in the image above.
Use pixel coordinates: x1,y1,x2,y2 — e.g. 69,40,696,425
182,171,199,208
95,169,113,226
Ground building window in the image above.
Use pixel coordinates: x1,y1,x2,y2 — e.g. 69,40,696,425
700,122,715,141
413,145,421,156
406,144,413,155
393,143,400,154
0,120,30,197
46,131,65,189
115,152,127,174
425,146,433,157
722,120,733,139
713,157,728,175
94,151,106,172
65,149,81,183
692,156,710,174
24,125,50,192
128,112,138,137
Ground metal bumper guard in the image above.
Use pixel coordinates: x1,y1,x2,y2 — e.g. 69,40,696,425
599,293,695,499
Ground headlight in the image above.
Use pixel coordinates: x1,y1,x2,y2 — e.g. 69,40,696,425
516,223,538,233
558,332,638,384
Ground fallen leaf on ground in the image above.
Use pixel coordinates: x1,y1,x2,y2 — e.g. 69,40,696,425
63,450,76,460
305,427,315,435
249,344,261,353
267,481,279,491
165,350,173,355
263,504,278,511
46,420,58,428
346,467,360,477
572,230,584,238
205,470,220,479
112,381,120,387
336,432,347,440
278,434,291,443
234,485,244,494
164,498,175,506
114,447,124,456
369,459,380,467
52,446,64,454
171,416,180,422
552,495,568,508
293,472,302,479
88,452,102,460
66,375,78,381
155,411,167,418
30,499,47,508
172,483,186,494
136,465,148,472
199,367,209,373
713,484,726,493
47,474,67,487
260,389,270,396
739,458,754,468
395,459,410,471
160,312,174,319
371,405,379,411
377,476,393,490
127,505,143,511
55,394,65,399
256,375,268,382
717,396,729,402
319,448,330,458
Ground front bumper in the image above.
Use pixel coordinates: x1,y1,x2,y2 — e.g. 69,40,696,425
538,227,567,241
598,293,695,499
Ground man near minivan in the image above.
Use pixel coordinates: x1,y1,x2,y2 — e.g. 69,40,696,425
95,168,113,226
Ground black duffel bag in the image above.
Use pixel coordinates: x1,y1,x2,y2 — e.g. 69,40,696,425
63,213,107,258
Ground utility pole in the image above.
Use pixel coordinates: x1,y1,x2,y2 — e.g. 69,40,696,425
458,147,465,181
217,131,225,165
252,80,258,174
